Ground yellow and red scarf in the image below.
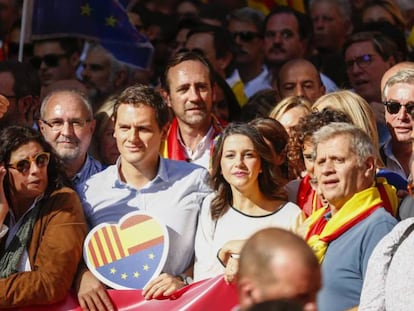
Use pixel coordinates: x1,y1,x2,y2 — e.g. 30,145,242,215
305,183,393,263
160,116,224,162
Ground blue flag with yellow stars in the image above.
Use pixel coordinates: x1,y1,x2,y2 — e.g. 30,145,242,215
31,0,153,69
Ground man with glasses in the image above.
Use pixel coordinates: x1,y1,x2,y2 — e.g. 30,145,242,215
38,89,103,186
344,31,397,145
0,60,41,129
227,7,271,99
32,37,82,87
380,69,414,180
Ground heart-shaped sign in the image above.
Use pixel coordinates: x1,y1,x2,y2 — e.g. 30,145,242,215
84,211,169,289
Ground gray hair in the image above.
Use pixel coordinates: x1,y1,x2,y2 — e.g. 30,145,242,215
309,0,352,22
383,69,414,100
86,42,126,83
40,89,94,120
313,122,376,167
227,7,265,32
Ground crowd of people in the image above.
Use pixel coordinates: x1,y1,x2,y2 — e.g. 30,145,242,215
1,0,414,310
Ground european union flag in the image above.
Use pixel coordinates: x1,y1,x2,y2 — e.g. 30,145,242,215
31,0,153,69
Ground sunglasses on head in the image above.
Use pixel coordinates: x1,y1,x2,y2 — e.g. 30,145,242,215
7,152,50,174
29,53,68,69
384,100,414,117
232,31,262,42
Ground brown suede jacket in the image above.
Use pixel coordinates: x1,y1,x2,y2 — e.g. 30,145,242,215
0,187,87,308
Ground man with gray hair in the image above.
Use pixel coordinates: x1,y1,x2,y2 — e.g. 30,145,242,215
227,7,271,98
381,69,414,179
81,43,129,111
305,122,397,311
38,89,103,186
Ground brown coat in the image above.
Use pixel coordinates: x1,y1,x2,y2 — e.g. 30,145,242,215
0,187,87,308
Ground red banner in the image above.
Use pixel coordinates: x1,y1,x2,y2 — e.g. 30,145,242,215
18,275,239,311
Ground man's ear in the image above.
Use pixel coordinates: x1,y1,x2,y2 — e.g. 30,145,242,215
69,52,81,69
237,277,258,310
160,123,170,140
114,68,129,88
217,52,232,73
160,88,172,108
364,156,376,178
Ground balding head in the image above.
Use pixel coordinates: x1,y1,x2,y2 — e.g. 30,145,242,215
237,228,321,311
278,58,325,102
381,62,414,92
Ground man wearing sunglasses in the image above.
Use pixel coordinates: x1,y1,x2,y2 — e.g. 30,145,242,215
32,37,81,87
227,7,271,99
380,69,414,180
0,60,41,129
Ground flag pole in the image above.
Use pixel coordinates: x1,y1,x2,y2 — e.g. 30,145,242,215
18,0,29,62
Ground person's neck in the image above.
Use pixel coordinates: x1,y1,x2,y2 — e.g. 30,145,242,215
392,140,413,175
64,155,87,179
237,61,263,84
12,197,35,222
232,186,282,216
119,157,159,190
177,119,211,152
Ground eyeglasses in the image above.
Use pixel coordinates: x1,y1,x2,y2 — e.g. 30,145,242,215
41,118,92,131
30,53,68,69
345,54,374,70
7,152,50,173
383,100,414,117
232,31,262,42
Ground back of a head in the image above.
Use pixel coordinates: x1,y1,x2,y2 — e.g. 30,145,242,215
239,228,318,283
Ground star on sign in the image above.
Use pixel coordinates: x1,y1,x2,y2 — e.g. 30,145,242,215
143,264,149,271
105,15,117,27
80,3,92,16
148,253,155,260
110,267,117,274
121,273,128,280
134,271,140,278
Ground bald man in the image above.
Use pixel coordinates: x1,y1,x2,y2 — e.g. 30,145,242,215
381,61,414,92
277,58,326,102
237,228,321,311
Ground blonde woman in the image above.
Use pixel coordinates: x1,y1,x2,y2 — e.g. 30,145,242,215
312,90,385,167
89,97,119,166
269,96,312,135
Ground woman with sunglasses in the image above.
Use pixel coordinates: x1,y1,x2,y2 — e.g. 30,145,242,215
0,126,87,307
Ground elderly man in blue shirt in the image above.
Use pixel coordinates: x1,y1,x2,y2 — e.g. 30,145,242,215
38,88,103,186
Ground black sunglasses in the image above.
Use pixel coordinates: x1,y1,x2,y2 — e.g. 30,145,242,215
7,152,50,174
232,31,262,42
30,53,68,69
384,100,414,117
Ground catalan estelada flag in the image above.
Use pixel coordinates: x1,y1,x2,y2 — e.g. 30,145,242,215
84,212,169,289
